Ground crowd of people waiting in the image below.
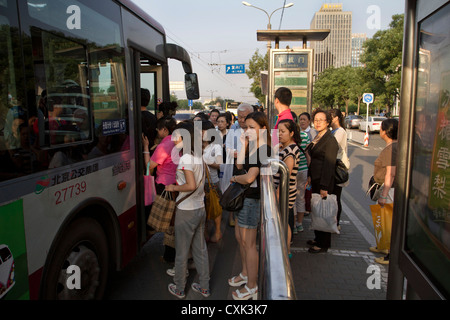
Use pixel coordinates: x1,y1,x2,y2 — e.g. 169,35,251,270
142,86,398,300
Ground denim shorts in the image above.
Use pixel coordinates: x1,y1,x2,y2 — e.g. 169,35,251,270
236,198,260,229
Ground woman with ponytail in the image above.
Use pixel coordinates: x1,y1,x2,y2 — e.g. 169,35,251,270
273,119,302,258
328,109,350,231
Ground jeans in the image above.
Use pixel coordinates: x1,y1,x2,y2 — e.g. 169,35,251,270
236,198,260,229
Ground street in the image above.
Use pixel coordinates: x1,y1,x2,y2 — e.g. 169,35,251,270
104,129,387,300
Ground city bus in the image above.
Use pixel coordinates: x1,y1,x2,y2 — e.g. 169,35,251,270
0,0,199,300
387,0,449,300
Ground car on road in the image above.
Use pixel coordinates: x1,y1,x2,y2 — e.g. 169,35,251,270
359,116,387,132
173,113,194,123
0,245,15,299
344,115,364,129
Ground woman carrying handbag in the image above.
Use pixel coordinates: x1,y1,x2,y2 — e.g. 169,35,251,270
306,109,339,253
328,109,350,231
228,112,271,300
370,118,398,265
165,121,210,299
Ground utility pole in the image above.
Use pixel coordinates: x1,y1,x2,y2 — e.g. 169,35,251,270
206,90,217,103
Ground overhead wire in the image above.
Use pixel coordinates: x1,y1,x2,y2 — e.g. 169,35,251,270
164,28,237,88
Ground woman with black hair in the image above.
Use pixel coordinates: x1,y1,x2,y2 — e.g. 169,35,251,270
328,108,350,231
370,118,398,265
143,117,178,194
165,121,210,299
306,109,339,253
273,119,301,258
157,101,178,119
202,120,223,242
228,111,271,300
143,117,178,263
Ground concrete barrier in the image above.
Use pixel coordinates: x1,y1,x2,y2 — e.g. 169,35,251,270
348,130,367,145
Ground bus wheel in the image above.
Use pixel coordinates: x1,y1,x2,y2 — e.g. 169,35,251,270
41,218,109,300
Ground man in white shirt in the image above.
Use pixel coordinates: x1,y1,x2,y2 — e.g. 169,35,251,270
225,103,253,165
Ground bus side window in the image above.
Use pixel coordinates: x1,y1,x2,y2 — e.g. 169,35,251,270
0,3,33,182
33,30,92,149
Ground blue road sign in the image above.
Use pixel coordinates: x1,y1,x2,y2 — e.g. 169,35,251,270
226,64,246,74
363,93,374,104
188,100,193,107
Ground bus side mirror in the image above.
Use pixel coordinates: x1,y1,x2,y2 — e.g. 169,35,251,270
185,73,200,100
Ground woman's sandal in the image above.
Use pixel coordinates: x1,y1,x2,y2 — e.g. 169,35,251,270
228,273,248,287
232,285,258,300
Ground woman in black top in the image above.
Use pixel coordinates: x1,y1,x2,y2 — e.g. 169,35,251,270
228,112,271,300
306,109,339,253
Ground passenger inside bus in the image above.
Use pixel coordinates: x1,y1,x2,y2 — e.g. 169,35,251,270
88,125,112,160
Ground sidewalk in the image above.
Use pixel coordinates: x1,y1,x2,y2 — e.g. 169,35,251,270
289,199,389,300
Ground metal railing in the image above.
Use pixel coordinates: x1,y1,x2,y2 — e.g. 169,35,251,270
258,158,297,300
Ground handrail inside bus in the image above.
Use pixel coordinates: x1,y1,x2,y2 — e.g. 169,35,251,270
258,158,297,300
165,43,193,74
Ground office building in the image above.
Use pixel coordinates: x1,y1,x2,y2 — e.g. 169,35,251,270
310,3,352,74
351,33,367,67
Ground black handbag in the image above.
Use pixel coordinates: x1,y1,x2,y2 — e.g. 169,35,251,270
219,182,249,211
335,159,349,184
366,176,383,201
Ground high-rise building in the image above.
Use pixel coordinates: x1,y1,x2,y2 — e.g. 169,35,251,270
351,33,367,67
310,3,352,74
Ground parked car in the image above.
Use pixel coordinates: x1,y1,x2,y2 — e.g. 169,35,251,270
0,245,15,299
344,115,363,129
359,116,387,132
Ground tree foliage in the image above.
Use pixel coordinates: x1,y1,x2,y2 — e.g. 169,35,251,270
246,49,268,104
359,14,404,112
312,14,404,114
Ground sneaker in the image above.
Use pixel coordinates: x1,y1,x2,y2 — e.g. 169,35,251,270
166,268,189,277
293,226,298,235
168,283,185,299
191,283,211,298
297,224,304,232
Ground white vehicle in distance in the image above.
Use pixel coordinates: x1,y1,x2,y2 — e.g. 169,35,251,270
359,116,387,133
0,245,15,299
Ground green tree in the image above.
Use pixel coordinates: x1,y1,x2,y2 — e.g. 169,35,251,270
359,14,404,113
246,49,268,104
313,66,338,109
349,67,372,115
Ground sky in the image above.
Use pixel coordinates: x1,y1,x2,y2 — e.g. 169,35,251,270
131,0,405,104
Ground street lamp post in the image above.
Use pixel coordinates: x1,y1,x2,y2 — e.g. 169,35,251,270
242,1,294,124
242,1,294,52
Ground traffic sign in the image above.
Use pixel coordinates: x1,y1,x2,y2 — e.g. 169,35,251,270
188,100,193,107
226,64,246,74
363,93,374,104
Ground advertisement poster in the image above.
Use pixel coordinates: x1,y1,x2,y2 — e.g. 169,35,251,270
0,200,30,300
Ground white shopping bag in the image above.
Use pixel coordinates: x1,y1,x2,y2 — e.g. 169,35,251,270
310,193,339,234
219,150,234,194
